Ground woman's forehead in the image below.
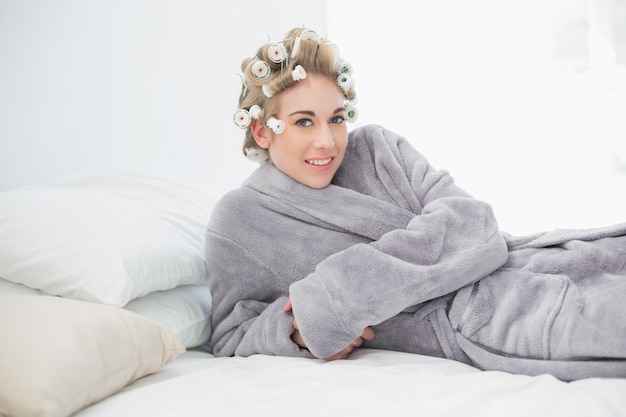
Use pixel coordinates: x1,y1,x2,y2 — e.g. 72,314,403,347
277,75,345,114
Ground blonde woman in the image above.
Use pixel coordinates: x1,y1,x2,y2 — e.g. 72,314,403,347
205,27,626,381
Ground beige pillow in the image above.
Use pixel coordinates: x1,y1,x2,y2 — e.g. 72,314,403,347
0,293,185,417
0,277,213,349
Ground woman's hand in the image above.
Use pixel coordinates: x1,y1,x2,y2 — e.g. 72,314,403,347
283,298,375,360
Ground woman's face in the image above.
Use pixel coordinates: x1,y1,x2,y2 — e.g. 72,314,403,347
253,74,348,189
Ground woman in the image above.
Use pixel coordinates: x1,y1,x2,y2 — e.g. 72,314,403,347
205,27,626,380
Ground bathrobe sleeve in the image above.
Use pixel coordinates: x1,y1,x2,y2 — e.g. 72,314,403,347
205,193,317,358
288,125,509,359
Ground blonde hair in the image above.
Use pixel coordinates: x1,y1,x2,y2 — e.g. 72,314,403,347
235,27,357,161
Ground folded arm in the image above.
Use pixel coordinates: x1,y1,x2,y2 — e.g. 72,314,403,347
206,229,315,358
289,127,509,359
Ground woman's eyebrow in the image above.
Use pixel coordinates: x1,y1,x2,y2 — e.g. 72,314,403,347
288,110,315,117
288,107,346,117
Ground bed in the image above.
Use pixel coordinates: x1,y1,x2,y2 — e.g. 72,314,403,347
1,172,625,417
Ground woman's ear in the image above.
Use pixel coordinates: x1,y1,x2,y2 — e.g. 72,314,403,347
251,119,271,149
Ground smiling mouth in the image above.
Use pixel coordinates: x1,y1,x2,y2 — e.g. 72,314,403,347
305,158,333,166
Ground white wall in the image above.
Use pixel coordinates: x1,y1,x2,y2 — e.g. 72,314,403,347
0,0,327,194
328,0,626,234
2,0,624,235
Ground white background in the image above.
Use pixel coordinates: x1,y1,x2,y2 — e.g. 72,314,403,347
0,0,326,194
1,0,624,234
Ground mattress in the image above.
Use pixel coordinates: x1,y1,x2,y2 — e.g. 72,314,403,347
76,348,626,417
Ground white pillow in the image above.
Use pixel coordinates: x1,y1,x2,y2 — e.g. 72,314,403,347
0,276,42,295
125,283,213,348
0,292,185,417
0,278,213,348
0,172,219,306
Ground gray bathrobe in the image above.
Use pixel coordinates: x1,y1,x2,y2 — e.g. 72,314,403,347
205,124,626,381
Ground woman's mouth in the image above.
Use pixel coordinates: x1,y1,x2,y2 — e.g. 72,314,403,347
305,158,333,167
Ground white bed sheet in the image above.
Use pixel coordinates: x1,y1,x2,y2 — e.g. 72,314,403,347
76,348,626,417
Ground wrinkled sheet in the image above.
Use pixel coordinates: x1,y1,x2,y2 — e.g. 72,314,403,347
75,349,626,417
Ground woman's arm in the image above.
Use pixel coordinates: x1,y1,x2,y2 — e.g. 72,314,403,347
205,197,315,358
288,126,509,359
283,298,375,360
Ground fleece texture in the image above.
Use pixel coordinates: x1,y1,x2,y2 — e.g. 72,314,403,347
205,124,626,380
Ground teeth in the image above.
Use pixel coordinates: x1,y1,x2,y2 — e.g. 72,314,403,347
306,158,332,166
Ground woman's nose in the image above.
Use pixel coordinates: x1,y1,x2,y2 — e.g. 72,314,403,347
314,125,335,149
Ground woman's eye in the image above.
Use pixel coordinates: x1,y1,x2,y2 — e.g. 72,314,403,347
296,119,312,127
331,115,345,124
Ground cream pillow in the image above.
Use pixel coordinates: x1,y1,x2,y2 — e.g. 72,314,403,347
0,278,213,349
0,172,219,306
0,293,185,417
